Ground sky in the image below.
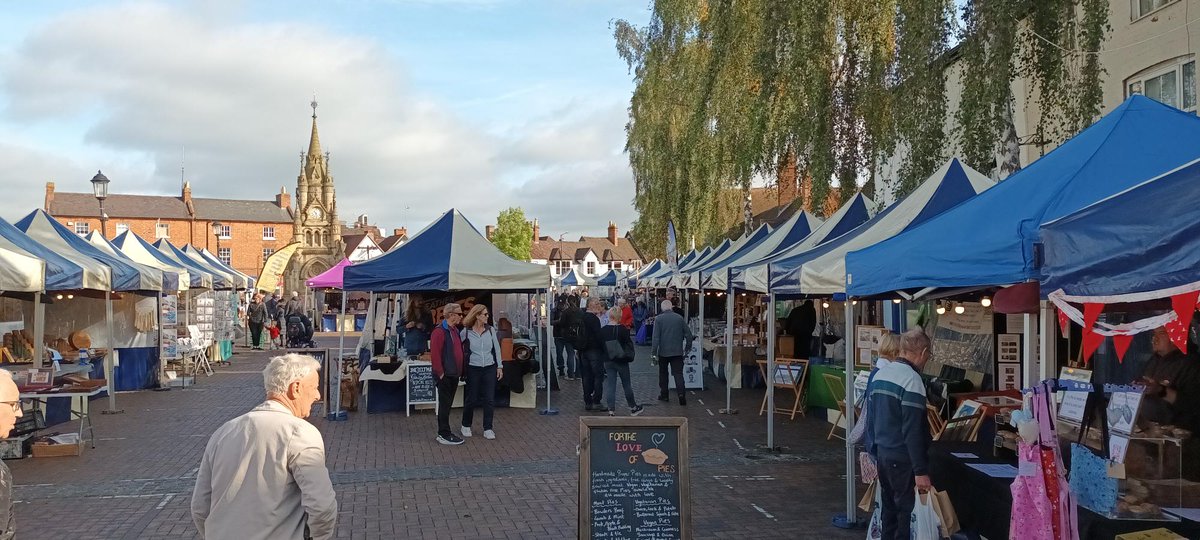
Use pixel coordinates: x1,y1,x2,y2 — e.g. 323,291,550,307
0,0,650,238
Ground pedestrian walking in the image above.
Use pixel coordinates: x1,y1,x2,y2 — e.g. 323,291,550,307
430,303,466,445
459,304,503,440
650,299,692,405
552,295,578,380
619,297,634,330
0,369,22,539
867,328,933,540
247,293,267,350
191,353,337,540
600,306,643,417
580,298,608,412
403,298,433,358
559,295,585,381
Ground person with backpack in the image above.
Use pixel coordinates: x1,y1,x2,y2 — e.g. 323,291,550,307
580,298,608,412
430,303,466,446
600,306,643,417
459,304,503,440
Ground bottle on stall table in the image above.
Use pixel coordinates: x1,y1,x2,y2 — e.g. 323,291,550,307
78,349,91,367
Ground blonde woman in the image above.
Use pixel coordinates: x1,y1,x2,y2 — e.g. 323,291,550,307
459,304,503,440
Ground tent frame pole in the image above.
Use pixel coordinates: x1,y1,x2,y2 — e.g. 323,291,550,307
33,292,45,369
839,299,858,526
329,290,348,421
720,289,736,414
766,292,776,450
103,290,123,414
540,289,558,416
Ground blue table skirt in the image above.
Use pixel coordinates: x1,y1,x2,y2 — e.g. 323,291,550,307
88,347,159,392
322,315,337,332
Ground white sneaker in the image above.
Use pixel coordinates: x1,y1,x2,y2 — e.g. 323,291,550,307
483,429,496,440
461,426,472,438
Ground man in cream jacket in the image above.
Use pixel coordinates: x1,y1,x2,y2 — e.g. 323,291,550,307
192,353,337,539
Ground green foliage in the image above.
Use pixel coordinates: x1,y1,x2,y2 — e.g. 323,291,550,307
492,207,533,261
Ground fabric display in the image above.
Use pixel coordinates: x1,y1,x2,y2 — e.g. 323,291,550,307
1069,443,1118,515
135,308,157,332
1009,381,1079,540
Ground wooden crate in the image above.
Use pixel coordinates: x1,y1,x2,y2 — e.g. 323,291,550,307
31,442,82,458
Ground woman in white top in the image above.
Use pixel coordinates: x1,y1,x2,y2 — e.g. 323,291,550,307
459,304,504,440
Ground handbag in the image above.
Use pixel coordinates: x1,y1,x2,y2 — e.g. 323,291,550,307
910,489,941,540
858,451,878,484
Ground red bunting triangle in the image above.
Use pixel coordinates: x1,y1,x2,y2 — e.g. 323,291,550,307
1113,334,1134,363
1082,329,1104,365
1057,308,1070,338
1165,291,1200,353
1083,303,1104,333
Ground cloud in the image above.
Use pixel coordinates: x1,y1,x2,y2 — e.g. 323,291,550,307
0,1,636,237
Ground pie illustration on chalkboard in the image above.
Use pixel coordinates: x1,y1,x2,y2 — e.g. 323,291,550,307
642,448,668,465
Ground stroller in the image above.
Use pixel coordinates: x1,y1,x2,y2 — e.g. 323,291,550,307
286,314,316,348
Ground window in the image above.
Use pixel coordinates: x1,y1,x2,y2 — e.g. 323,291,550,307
262,248,274,262
1133,0,1179,20
586,261,596,275
218,224,231,239
1128,60,1196,113
632,260,643,271
115,223,129,236
554,260,571,275
73,222,89,235
611,261,623,272
156,223,170,239
218,247,231,266
263,226,275,240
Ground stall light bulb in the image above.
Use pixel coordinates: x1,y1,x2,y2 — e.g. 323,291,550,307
851,300,858,305
67,294,74,300
892,299,902,304
981,296,992,307
935,305,946,315
55,294,63,300
741,293,746,297
821,301,830,309
954,304,966,314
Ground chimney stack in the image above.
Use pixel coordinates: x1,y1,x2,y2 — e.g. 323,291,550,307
275,186,291,211
608,221,618,246
532,218,540,244
485,225,496,240
777,151,799,205
394,227,407,238
44,182,55,213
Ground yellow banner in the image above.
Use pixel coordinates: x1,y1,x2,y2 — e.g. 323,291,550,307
256,242,300,294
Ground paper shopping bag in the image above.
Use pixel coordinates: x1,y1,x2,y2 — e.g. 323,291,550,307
858,480,877,513
931,489,960,537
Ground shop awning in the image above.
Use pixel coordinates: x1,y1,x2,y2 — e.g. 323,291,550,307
730,193,874,293
558,267,597,287
113,232,207,290
153,240,233,290
1041,157,1200,301
701,209,822,291
342,209,551,293
846,95,1200,297
772,159,994,297
306,258,352,289
0,244,44,293
85,231,182,292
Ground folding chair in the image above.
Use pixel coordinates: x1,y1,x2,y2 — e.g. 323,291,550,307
187,325,214,377
936,412,984,442
823,372,848,441
757,358,809,420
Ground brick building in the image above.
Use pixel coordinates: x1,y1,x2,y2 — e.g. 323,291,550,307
44,181,294,278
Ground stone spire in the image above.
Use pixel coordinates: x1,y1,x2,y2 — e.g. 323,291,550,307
307,97,322,158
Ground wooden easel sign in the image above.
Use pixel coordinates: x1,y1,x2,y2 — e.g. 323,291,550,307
579,417,690,540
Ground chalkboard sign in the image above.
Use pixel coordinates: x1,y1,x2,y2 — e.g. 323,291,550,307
287,349,330,416
406,361,436,417
579,417,690,540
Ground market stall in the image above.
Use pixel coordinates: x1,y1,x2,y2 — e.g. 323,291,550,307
342,209,552,417
306,258,360,332
151,240,233,369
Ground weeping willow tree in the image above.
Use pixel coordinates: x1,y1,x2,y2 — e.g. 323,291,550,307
618,0,1108,259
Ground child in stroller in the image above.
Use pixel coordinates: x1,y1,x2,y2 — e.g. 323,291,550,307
286,314,316,348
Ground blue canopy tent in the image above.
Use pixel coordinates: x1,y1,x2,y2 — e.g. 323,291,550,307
17,210,162,293
1041,157,1200,302
86,231,181,293
114,232,210,290
631,259,663,287
557,267,597,288
595,268,624,287
678,223,773,290
846,96,1200,298
700,210,821,291
0,218,92,292
184,245,255,290
731,192,874,293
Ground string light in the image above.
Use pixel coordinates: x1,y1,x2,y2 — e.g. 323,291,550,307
981,296,992,307
892,299,902,304
821,301,830,309
954,304,966,315
67,294,74,300
935,302,946,315
851,300,858,305
55,294,63,300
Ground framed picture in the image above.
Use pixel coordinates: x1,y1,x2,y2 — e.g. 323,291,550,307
998,363,1020,391
856,348,876,368
953,399,983,419
856,326,884,350
997,334,1020,364
29,370,51,385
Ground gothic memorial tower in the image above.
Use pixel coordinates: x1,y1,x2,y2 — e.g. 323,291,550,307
285,100,344,294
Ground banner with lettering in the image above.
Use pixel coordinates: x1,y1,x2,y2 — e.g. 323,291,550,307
256,242,300,294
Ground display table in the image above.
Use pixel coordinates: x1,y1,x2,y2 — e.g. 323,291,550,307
929,441,1200,539
360,360,536,413
711,345,765,389
805,364,868,410
21,386,107,450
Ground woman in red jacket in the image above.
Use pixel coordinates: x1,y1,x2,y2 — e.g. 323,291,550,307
430,303,466,446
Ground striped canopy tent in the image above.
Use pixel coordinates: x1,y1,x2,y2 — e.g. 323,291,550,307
113,232,205,290
306,258,353,289
16,209,162,292
86,231,182,292
557,267,597,287
153,240,234,290
730,193,874,293
676,226,774,290
629,259,662,287
183,245,254,290
595,268,625,287
699,210,821,292
0,244,44,293
771,159,995,297
645,246,711,289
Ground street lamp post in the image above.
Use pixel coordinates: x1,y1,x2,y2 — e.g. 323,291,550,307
90,171,110,238
212,221,224,262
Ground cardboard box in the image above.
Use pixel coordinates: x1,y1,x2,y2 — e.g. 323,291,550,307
31,442,82,458
1115,528,1186,540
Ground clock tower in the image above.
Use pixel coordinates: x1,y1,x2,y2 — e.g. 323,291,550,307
285,99,344,295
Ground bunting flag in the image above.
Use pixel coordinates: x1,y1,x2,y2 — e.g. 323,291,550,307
1081,303,1105,364
1057,307,1070,338
1113,334,1134,363
1164,290,1199,352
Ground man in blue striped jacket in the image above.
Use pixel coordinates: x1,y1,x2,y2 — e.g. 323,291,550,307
867,328,933,540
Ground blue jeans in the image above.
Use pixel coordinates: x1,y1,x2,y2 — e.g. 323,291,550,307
604,361,636,411
555,339,577,377
461,364,497,431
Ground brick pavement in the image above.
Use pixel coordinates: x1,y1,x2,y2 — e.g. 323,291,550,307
8,340,865,539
